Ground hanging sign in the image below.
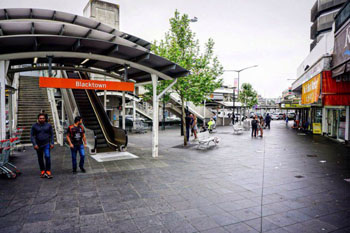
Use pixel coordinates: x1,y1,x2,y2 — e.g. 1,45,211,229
301,74,321,104
39,77,134,91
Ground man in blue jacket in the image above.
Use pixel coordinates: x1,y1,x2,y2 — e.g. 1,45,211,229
31,113,54,178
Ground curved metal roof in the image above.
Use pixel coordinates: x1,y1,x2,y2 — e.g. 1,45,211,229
0,8,151,49
0,8,189,83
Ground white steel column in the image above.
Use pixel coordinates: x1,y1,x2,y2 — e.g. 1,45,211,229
346,106,350,142
122,92,126,130
0,61,9,140
133,88,136,131
151,74,159,158
103,76,107,110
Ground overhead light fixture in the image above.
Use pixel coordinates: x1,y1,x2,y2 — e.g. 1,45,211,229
33,57,38,64
81,58,90,65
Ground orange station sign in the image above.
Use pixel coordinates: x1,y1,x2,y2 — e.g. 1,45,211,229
39,77,134,92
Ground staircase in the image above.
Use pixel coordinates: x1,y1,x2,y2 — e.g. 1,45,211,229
72,89,109,151
17,76,56,144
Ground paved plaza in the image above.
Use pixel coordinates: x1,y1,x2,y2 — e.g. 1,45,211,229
1,121,350,233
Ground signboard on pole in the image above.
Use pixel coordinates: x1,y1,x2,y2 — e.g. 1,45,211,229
39,77,134,91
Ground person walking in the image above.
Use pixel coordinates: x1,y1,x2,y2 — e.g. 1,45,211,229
192,115,198,140
66,116,87,174
185,113,191,142
258,116,264,137
31,113,54,178
265,113,271,129
251,116,258,137
231,112,235,125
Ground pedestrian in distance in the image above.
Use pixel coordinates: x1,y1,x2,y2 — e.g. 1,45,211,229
192,115,198,140
285,116,289,126
258,116,264,137
265,113,271,129
231,112,235,125
190,114,194,137
185,113,191,142
66,116,87,174
251,116,258,137
40,110,49,123
207,118,215,133
31,113,54,179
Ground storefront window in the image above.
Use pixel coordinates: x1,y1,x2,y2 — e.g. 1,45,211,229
315,108,322,123
339,110,346,140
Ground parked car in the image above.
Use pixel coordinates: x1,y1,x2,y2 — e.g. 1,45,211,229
271,113,279,120
287,112,296,120
278,113,284,119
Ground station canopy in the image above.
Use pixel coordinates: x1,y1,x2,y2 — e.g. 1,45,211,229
0,8,189,83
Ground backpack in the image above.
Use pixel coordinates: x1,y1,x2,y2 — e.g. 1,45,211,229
252,119,257,127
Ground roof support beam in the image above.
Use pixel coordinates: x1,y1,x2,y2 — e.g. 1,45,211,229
84,29,92,38
4,9,9,20
59,24,65,35
131,53,150,63
0,51,174,81
105,44,119,56
52,11,56,20
8,65,123,80
31,23,35,34
72,15,77,24
72,39,81,51
33,38,39,51
157,64,176,72
109,35,116,42
94,22,101,29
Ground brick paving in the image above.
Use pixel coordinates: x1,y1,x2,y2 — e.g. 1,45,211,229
1,121,350,233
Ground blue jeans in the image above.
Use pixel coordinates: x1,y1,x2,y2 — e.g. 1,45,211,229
70,144,85,170
36,144,51,171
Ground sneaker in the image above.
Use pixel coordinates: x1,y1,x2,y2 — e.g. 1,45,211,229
45,171,53,179
80,167,86,173
72,169,77,174
40,170,45,178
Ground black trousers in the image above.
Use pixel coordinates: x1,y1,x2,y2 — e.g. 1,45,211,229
251,126,257,137
36,144,51,171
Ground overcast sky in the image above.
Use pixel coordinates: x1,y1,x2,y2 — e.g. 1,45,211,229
1,0,315,98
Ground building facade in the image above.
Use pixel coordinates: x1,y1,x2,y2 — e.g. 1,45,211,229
310,0,347,51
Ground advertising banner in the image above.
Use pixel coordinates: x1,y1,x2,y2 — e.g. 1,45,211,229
39,77,134,92
312,123,322,135
322,71,350,105
332,20,350,77
301,74,321,105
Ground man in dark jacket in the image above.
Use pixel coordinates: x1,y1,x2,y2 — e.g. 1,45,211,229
265,113,271,129
31,113,54,178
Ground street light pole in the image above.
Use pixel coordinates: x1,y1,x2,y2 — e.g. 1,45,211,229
224,65,258,118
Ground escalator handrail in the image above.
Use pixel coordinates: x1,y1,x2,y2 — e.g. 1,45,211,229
77,73,121,149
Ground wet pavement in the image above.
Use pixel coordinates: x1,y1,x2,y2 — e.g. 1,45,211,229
1,121,350,233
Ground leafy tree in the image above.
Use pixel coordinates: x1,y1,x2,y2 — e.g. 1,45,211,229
147,10,223,145
238,83,258,110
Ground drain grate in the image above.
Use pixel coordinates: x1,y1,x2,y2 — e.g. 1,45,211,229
295,175,304,178
307,154,318,157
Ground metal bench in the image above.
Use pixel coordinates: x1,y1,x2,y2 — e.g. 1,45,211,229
233,124,243,135
197,131,219,149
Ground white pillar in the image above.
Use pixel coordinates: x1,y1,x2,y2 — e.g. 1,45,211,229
122,92,126,130
345,106,350,142
0,61,9,140
151,74,159,158
133,89,136,130
322,107,327,135
104,76,107,110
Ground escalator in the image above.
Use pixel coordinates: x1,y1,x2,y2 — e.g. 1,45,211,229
65,71,127,153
